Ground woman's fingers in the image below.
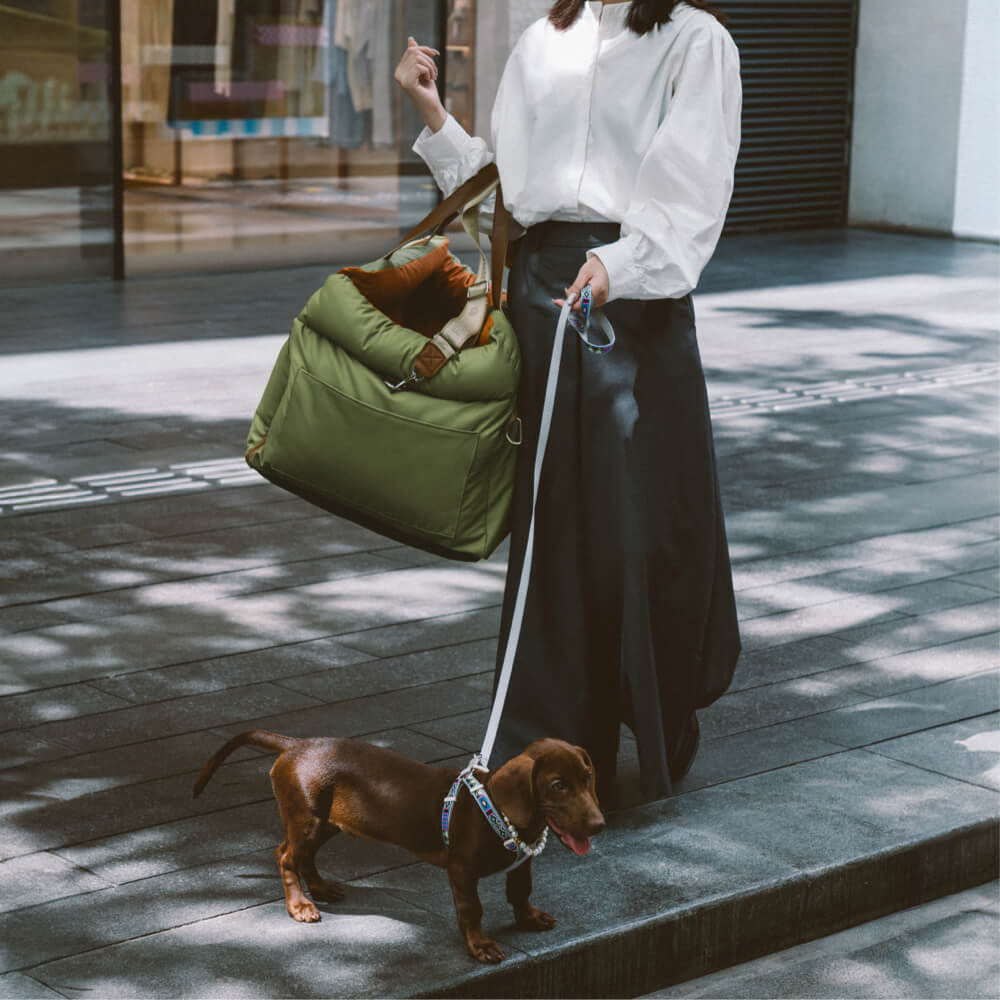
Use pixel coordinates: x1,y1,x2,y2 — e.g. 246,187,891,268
397,38,440,91
552,257,610,311
407,36,440,56
415,54,438,80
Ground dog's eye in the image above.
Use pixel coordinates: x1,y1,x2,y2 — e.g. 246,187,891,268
550,779,568,793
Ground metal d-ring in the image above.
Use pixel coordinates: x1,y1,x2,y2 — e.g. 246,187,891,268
505,416,523,445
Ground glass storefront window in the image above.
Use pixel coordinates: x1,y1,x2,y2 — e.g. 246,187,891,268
0,0,118,286
0,0,557,286
120,0,444,276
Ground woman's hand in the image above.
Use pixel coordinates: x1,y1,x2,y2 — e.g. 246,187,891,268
394,37,446,131
553,255,610,311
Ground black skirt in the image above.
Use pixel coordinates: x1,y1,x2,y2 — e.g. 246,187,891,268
488,220,741,801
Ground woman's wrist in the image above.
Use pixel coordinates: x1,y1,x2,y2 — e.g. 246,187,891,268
413,95,447,133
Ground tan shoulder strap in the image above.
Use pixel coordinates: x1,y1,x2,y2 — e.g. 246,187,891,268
385,163,511,311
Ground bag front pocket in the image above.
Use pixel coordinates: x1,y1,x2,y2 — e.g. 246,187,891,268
265,367,479,540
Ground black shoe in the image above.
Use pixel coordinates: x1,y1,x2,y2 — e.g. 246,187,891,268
667,712,700,784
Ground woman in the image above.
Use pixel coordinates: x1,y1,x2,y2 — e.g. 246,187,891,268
394,0,742,804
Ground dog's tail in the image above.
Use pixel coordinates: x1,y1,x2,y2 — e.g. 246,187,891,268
192,730,299,799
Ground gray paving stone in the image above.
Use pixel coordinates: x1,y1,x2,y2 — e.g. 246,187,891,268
727,473,998,565
793,671,999,748
819,633,998,699
960,515,1000,538
0,683,131,732
408,708,491,754
728,635,870,691
0,730,262,800
678,724,846,791
732,523,997,592
0,849,286,972
24,683,322,755
738,561,997,621
699,674,871,741
54,803,282,887
866,714,1000,791
0,973,63,999
0,851,111,913
938,538,1000,573
277,639,497,703
0,733,69,772
344,727,468,763
217,673,495,744
868,577,1000,617
955,568,1000,593
89,639,375,704
0,604,79,635
25,887,504,1000
738,595,907,653
830,600,998,659
337,606,501,658
0,772,201,861
802,548,994,597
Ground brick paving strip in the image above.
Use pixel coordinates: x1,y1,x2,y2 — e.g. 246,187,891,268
0,229,997,997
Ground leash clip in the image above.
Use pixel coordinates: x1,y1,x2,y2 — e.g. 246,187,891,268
383,368,424,392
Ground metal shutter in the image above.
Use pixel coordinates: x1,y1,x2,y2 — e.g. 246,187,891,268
723,0,857,232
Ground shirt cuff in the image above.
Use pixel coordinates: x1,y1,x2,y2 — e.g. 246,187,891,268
587,236,640,303
412,113,475,167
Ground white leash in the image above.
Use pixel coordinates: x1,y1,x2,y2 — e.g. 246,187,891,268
474,290,614,769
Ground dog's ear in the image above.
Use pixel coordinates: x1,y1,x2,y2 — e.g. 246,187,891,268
489,753,536,830
574,746,597,791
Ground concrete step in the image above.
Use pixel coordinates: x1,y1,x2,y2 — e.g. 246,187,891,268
17,718,998,999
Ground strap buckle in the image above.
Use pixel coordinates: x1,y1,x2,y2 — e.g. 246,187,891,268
467,280,489,300
383,369,424,393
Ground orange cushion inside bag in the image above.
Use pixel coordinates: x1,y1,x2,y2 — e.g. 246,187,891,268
340,240,482,339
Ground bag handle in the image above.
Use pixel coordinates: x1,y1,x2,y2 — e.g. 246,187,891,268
385,163,511,311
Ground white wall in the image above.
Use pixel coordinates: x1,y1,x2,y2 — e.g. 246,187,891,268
849,0,967,232
952,0,1000,239
850,0,998,239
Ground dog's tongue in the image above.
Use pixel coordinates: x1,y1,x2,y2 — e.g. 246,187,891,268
548,820,591,856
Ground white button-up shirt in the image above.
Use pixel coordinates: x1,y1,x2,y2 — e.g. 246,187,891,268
412,1,742,302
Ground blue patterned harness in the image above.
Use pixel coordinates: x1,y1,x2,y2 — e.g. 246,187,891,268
441,760,548,872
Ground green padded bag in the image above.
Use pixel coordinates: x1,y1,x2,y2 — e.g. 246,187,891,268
245,165,521,562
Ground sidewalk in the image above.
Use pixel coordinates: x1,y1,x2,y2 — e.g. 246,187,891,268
0,228,997,998
647,882,999,999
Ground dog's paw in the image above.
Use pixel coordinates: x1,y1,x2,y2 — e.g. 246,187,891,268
468,937,506,964
516,906,557,932
288,900,321,922
309,880,345,903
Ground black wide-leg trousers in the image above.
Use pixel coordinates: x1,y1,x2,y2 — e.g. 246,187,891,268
488,220,741,801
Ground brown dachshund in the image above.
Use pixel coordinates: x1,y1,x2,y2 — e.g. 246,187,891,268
193,731,605,963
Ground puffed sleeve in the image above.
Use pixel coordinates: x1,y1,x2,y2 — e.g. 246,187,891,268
588,23,742,302
411,112,494,198
411,41,525,236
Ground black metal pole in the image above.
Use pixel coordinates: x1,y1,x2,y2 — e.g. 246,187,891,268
109,0,125,280
435,0,448,206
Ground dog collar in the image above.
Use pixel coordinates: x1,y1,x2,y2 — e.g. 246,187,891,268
441,760,548,871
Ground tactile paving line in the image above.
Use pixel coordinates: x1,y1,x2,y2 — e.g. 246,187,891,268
709,361,998,418
1,362,996,517
0,459,259,516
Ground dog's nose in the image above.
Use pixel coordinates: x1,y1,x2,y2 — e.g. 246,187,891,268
588,815,606,837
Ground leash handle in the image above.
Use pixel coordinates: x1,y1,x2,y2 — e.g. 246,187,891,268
478,292,578,767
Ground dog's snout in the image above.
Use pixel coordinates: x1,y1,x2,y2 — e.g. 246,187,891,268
588,815,606,837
